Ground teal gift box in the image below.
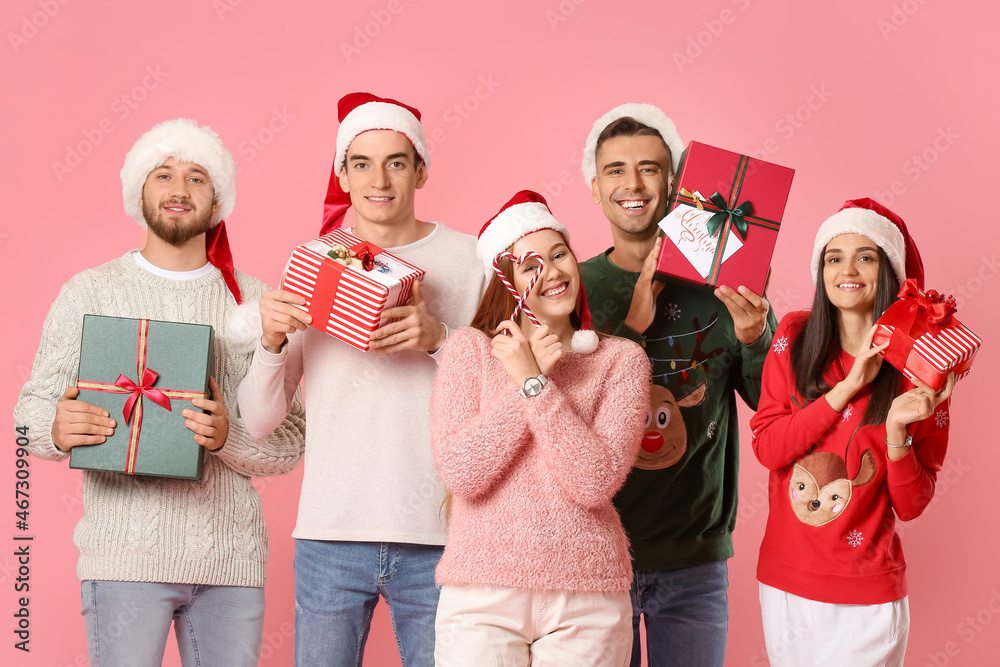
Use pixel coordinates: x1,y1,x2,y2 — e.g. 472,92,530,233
70,315,214,479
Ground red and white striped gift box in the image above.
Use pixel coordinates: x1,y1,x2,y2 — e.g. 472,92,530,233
281,230,425,351
873,281,982,390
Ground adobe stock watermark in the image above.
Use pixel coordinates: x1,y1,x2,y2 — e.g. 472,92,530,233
745,85,834,163
921,587,1000,667
51,66,170,182
877,0,932,40
871,126,959,208
340,0,414,63
545,0,588,31
233,107,295,171
213,0,244,21
948,255,999,311
8,0,72,54
673,0,753,72
536,145,584,205
423,75,502,157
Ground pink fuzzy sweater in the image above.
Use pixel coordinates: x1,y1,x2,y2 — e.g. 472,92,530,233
431,327,651,593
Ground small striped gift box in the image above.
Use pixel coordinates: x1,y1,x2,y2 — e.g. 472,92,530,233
873,280,981,391
281,230,425,351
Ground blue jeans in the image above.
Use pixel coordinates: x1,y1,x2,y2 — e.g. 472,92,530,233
629,560,729,667
80,580,265,667
294,539,443,667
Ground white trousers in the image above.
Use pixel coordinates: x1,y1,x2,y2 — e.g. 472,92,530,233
759,583,909,667
434,584,632,667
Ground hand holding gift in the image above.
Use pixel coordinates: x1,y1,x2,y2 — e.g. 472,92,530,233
52,387,116,452
370,281,447,354
183,377,229,451
259,289,311,353
714,284,771,345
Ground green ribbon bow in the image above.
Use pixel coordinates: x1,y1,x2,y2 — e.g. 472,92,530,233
705,192,753,241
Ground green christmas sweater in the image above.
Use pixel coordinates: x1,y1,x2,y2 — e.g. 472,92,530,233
580,249,776,570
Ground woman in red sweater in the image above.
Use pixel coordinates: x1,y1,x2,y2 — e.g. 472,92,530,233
750,198,954,665
430,191,649,666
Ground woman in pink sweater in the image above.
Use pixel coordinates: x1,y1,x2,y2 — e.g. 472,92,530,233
430,191,650,666
750,199,954,665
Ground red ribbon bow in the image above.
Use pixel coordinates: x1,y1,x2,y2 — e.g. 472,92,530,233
896,278,957,335
115,367,172,424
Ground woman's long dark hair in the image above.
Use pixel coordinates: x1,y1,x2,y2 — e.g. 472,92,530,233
790,246,901,426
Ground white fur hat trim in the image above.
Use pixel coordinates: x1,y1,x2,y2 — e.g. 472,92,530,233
335,101,429,175
582,103,684,186
811,208,906,285
121,118,236,228
476,202,568,273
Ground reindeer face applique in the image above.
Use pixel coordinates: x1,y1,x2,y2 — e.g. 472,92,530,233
636,381,707,470
788,450,877,527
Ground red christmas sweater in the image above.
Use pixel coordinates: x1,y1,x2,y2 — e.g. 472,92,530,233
750,312,950,605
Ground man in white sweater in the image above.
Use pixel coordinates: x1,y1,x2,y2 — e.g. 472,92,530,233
237,92,486,666
14,118,306,667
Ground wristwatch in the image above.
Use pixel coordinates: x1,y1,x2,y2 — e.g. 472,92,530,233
885,434,913,448
519,374,547,398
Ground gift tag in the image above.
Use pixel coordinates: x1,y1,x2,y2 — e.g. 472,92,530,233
659,199,743,280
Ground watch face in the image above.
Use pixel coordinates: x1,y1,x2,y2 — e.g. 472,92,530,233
523,378,543,396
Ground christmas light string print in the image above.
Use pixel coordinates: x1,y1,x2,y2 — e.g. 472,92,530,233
646,315,725,382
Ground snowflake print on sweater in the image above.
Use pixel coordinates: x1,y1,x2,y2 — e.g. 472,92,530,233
847,530,864,548
664,303,682,321
935,409,949,428
707,421,717,439
772,335,788,354
842,405,853,423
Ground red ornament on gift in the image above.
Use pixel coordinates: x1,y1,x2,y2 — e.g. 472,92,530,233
873,279,982,390
281,230,425,351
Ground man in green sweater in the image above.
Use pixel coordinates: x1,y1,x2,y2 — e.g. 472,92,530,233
578,103,777,666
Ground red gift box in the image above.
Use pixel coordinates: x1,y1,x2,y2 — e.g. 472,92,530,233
656,141,794,295
281,230,425,351
873,279,981,390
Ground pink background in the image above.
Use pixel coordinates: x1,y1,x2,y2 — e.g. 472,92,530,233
3,0,997,665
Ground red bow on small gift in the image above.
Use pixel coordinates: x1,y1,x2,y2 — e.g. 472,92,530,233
896,279,957,335
115,367,173,424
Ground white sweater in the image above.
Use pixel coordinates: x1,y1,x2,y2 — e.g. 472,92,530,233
238,223,487,545
14,252,306,586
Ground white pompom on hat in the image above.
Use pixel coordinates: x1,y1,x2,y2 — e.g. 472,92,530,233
321,92,430,235
811,198,924,288
581,102,684,186
477,190,599,354
121,118,236,228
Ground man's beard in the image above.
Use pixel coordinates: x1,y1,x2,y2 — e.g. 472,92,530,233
142,199,214,245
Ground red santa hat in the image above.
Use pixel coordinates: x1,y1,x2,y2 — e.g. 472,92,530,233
120,118,261,352
811,197,924,289
582,102,684,185
477,190,599,354
321,92,430,235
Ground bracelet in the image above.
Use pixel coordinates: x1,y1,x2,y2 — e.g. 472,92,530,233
885,434,912,448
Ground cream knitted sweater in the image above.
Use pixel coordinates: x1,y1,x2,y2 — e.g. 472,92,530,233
14,252,306,587
432,327,651,593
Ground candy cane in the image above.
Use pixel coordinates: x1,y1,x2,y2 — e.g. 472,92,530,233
493,251,544,326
